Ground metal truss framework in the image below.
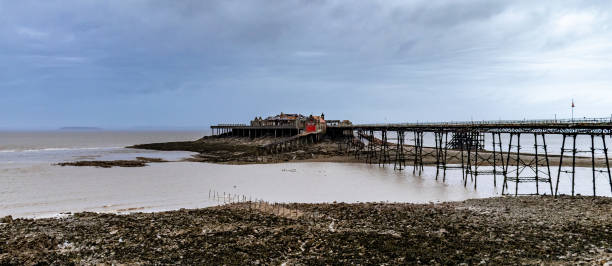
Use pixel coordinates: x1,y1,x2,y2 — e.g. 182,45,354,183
332,119,612,196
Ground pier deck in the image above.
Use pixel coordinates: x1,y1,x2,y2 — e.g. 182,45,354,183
212,117,612,196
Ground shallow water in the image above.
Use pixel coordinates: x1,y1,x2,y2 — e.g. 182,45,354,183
0,162,484,218
2,161,610,218
0,130,208,152
0,131,610,218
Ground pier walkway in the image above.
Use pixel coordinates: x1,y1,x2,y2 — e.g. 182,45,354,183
328,117,612,197
212,117,612,196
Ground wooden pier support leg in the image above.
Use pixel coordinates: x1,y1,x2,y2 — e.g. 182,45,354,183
401,131,406,170
497,133,509,192
571,134,577,196
514,133,521,196
347,132,352,154
356,131,363,159
420,132,424,174
474,132,479,189
366,131,371,164
368,130,375,164
394,130,405,171
418,131,424,175
360,130,366,160
386,131,390,165
374,130,378,164
402,131,406,170
591,134,596,196
435,132,441,179
354,132,358,159
375,131,383,166
497,133,506,188
395,131,401,170
413,131,418,174
443,132,449,181
466,133,472,186
365,131,369,163
555,134,567,196
534,133,540,195
460,136,466,184
379,130,388,167
492,133,497,187
345,134,350,155
542,134,553,195
601,134,612,195
502,133,513,195
379,130,384,166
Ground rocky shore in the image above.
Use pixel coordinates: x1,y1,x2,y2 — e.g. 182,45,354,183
128,135,608,167
130,136,357,165
1,196,610,264
56,157,167,168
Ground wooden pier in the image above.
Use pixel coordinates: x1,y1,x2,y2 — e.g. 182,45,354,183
212,117,612,196
328,118,612,196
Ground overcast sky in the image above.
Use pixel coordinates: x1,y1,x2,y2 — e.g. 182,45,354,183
1,0,612,129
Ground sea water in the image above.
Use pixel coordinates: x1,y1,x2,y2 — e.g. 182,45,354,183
0,131,609,218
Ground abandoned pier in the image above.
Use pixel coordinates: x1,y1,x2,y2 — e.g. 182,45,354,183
212,114,612,197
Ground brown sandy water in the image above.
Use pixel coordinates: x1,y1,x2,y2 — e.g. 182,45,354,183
0,131,610,219
0,162,486,218
2,161,610,218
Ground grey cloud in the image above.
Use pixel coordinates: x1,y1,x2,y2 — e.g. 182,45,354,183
1,0,612,128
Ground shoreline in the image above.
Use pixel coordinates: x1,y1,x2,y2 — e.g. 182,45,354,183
57,135,611,168
5,136,611,264
134,136,612,167
1,196,610,264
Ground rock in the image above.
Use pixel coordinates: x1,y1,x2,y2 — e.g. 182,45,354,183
57,160,147,168
1,183,609,264
0,215,12,223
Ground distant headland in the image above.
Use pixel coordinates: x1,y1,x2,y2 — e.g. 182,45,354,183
59,127,102,131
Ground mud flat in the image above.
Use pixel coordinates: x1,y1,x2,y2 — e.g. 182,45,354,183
1,196,610,264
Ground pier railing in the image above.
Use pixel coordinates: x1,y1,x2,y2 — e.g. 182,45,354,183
213,124,248,127
351,117,612,128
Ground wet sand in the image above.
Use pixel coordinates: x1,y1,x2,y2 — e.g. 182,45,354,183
1,196,610,264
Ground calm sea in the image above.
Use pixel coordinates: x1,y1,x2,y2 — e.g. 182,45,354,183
0,131,609,218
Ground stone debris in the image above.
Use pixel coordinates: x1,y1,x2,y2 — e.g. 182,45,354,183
0,196,610,264
130,136,355,165
56,157,168,168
